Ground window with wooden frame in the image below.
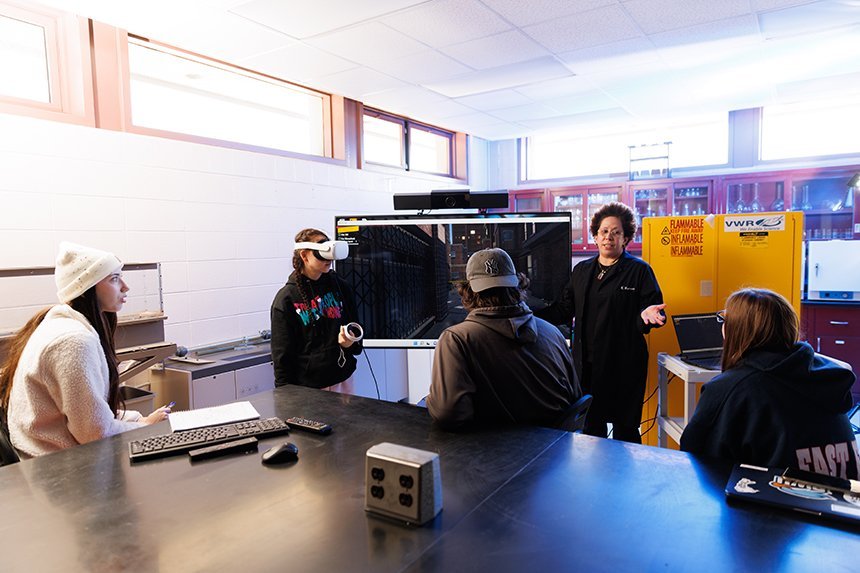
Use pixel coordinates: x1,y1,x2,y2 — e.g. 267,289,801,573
0,1,94,125
362,108,454,177
125,37,331,158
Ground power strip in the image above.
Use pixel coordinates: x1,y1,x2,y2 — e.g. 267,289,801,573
365,442,442,525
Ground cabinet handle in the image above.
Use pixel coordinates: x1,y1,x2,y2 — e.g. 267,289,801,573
816,337,820,352
835,340,845,345
829,321,849,326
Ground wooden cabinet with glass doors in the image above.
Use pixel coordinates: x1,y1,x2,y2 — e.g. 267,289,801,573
508,190,545,213
721,167,857,241
549,185,623,251
630,179,713,244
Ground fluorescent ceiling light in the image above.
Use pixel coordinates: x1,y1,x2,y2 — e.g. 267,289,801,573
423,56,573,98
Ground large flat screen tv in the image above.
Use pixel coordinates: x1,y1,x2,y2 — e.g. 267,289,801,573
334,212,572,348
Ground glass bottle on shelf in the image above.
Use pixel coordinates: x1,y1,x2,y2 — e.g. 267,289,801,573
750,183,762,212
801,185,812,211
733,184,746,213
770,182,785,211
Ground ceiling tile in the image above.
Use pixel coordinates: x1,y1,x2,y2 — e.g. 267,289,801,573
230,0,426,39
381,0,513,48
371,49,473,84
513,75,601,100
441,111,515,128
489,102,563,122
423,56,573,97
470,122,531,140
757,1,860,39
440,30,551,69
622,0,752,34
307,22,428,65
517,107,635,132
240,43,358,84
454,89,535,111
481,0,620,27
774,72,860,104
543,91,620,115
152,12,294,63
557,36,660,74
749,0,818,12
649,14,761,49
363,85,449,111
313,67,408,98
522,5,642,53
415,99,482,120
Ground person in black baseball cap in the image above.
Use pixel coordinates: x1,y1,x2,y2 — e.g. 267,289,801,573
427,248,581,430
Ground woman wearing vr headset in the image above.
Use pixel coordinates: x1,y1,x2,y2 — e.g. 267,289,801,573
270,228,362,392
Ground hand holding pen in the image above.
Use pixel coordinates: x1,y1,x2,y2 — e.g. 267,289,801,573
142,401,174,425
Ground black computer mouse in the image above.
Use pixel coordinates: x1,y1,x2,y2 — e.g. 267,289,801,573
261,442,299,465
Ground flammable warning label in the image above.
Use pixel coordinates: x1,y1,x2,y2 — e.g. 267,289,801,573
667,217,705,256
738,231,769,248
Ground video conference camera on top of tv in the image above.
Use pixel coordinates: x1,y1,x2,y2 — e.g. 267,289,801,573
393,190,508,211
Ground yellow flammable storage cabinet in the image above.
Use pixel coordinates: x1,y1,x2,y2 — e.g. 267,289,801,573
640,212,803,447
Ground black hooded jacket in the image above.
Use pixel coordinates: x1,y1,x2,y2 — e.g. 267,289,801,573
270,271,361,389
427,303,581,430
680,342,859,480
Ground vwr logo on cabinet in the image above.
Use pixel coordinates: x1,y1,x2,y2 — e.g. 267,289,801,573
723,215,786,232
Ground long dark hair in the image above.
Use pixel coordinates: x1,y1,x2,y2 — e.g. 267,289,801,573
0,287,124,415
293,228,330,308
0,308,51,410
70,288,123,414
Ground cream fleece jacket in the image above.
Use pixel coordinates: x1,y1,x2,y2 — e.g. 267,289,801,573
8,304,143,457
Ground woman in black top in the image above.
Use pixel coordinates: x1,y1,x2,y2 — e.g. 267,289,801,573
537,203,665,442
270,228,361,392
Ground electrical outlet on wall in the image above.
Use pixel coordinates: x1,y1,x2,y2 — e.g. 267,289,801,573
365,442,442,525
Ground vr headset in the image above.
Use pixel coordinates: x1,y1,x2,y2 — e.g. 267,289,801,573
294,240,349,261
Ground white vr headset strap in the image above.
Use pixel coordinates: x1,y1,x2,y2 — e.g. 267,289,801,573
294,240,348,260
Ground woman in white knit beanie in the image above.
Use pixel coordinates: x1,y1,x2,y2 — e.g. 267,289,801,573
0,242,171,458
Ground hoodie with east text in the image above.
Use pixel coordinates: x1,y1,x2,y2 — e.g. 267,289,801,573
681,342,859,479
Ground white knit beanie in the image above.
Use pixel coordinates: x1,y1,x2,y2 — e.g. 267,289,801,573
55,242,123,303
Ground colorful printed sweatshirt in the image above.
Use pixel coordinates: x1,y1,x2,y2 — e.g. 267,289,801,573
270,271,362,389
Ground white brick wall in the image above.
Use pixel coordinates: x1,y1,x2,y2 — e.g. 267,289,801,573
0,112,485,401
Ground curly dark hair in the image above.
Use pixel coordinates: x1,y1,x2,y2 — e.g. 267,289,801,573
456,273,531,311
589,202,637,242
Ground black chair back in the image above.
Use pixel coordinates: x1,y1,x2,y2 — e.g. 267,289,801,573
555,394,593,433
0,406,20,466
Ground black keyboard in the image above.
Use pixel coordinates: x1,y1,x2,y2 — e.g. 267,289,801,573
128,417,290,462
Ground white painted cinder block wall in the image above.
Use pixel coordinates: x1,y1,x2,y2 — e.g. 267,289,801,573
0,112,489,402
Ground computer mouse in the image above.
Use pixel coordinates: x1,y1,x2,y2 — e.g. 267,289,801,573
261,442,299,465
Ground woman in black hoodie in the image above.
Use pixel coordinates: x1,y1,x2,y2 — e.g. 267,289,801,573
681,288,859,480
270,228,361,392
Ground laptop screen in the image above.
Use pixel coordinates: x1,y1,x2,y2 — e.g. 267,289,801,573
672,313,724,354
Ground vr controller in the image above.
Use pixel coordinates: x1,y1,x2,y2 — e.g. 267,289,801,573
341,322,363,342
294,240,349,261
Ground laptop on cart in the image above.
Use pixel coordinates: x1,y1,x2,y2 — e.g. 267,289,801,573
671,312,723,371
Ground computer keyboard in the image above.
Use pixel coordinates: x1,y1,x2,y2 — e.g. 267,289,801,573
128,417,290,462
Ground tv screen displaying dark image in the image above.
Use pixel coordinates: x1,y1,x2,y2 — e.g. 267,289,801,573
334,212,572,347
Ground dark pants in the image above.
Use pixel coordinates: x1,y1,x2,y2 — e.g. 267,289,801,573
582,362,642,444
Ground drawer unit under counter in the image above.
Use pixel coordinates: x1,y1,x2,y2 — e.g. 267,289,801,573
804,303,860,397
149,352,274,410
812,305,860,336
